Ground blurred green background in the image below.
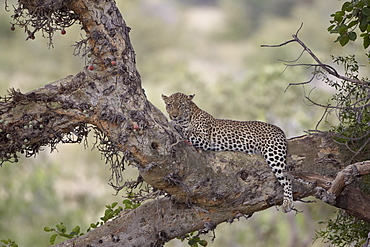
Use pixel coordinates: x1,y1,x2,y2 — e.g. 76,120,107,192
0,0,365,246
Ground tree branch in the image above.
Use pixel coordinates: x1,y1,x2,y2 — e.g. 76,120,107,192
4,2,370,247
50,134,370,246
328,161,370,196
261,24,370,85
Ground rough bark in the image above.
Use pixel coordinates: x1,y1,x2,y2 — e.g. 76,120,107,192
2,0,370,247
49,134,370,247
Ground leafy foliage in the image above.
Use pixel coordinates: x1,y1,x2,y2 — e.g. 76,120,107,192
314,211,370,247
328,0,370,51
0,239,18,247
322,55,370,152
43,198,209,247
178,232,208,247
44,223,82,245
310,3,370,247
44,199,140,245
310,48,370,247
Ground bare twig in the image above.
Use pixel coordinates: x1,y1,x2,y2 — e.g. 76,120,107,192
261,23,370,85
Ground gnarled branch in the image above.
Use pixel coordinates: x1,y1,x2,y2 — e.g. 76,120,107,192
261,23,370,85
3,2,370,247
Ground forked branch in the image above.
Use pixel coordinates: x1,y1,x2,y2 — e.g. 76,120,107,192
261,23,370,86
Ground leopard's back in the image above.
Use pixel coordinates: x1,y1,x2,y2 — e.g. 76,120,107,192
207,119,286,154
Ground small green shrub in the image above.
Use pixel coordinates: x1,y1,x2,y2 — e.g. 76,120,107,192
314,210,370,247
44,199,140,245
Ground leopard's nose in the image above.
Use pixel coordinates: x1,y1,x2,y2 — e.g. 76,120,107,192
171,114,178,119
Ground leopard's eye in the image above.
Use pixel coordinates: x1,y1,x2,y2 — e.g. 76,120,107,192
167,103,172,108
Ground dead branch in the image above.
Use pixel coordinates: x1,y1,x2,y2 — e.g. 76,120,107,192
327,161,370,197
261,24,370,85
291,159,370,223
4,2,370,246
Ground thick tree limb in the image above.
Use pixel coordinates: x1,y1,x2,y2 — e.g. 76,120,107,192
3,1,370,247
50,134,370,247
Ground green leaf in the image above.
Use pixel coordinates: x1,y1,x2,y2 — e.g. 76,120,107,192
71,225,80,235
188,239,197,245
359,17,368,32
0,240,9,244
348,20,358,28
49,234,58,245
341,2,352,12
44,226,52,232
348,31,357,41
90,222,99,228
56,223,66,233
199,240,208,246
338,25,348,35
363,35,370,48
334,11,345,22
362,7,370,16
328,24,336,32
339,35,350,46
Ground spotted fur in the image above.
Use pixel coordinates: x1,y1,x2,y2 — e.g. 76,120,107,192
162,92,294,212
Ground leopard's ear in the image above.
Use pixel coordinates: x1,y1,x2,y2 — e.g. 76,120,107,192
161,94,168,101
187,94,195,100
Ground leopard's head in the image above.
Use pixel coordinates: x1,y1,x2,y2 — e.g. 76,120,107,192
161,93,196,123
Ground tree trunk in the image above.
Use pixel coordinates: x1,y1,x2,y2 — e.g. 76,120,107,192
2,0,370,246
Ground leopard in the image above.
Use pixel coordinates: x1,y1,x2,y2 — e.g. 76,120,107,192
162,92,294,213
